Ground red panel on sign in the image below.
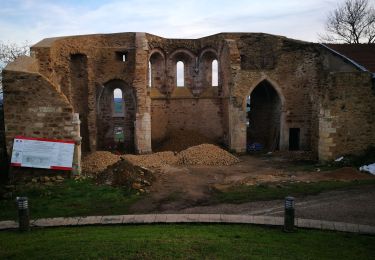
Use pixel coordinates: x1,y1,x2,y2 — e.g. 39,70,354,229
10,163,22,167
15,136,75,144
50,166,73,171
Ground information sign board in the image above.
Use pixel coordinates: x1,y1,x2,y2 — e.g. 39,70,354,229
10,136,75,171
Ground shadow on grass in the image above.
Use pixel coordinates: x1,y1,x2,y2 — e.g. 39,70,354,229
0,179,142,221
210,179,375,204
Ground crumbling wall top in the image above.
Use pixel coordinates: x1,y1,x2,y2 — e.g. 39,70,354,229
4,55,38,73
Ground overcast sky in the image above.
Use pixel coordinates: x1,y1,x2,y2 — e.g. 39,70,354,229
0,0,349,45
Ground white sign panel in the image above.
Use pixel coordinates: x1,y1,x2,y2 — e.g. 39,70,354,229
11,136,75,171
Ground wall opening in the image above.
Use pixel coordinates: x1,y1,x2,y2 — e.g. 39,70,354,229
148,61,152,87
116,51,127,62
176,61,184,87
98,79,135,153
212,59,218,86
289,128,300,151
114,126,124,142
199,50,218,90
246,80,281,151
113,88,124,116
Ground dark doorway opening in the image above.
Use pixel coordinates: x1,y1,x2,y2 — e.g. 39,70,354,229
289,128,300,151
247,80,281,152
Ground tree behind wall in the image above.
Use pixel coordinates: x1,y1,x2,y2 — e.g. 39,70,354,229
0,41,30,97
0,41,29,183
319,0,375,44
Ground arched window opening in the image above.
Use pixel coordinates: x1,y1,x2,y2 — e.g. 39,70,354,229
148,61,152,87
176,61,184,87
113,88,124,116
212,59,218,86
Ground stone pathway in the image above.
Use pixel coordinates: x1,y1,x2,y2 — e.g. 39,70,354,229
1,214,375,234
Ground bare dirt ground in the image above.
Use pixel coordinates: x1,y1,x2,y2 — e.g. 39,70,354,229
129,154,375,225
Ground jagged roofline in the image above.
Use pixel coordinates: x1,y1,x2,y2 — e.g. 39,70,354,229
32,32,312,48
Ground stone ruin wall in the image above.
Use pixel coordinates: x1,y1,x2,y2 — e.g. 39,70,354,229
2,32,375,176
2,56,78,177
146,34,226,146
30,33,139,153
319,72,375,160
228,34,323,154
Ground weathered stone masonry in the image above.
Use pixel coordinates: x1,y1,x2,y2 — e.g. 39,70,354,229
2,32,375,174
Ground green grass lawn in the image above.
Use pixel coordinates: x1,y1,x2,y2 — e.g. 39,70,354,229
0,224,373,259
212,179,375,204
2,179,375,221
0,179,140,221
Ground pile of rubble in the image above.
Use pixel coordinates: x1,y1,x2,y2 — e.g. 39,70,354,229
123,151,178,169
80,144,239,192
82,151,121,175
177,144,240,166
81,144,240,173
94,158,154,193
154,129,214,152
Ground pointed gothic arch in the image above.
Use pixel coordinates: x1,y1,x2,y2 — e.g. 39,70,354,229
245,79,286,151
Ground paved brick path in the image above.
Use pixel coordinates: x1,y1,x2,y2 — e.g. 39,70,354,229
1,214,374,234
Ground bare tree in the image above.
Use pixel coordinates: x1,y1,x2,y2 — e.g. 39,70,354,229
0,41,30,97
319,0,375,44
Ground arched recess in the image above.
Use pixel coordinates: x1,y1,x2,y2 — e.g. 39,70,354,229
70,53,90,153
198,49,218,89
97,79,136,152
168,49,195,90
149,50,166,91
245,79,285,151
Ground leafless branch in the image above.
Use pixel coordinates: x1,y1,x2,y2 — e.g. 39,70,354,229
0,41,30,96
319,0,375,44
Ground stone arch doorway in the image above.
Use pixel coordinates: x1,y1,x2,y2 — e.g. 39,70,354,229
97,79,136,152
246,80,282,151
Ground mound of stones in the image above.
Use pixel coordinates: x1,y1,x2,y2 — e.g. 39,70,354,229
82,144,239,174
95,158,154,193
82,151,121,175
177,144,240,166
123,151,178,169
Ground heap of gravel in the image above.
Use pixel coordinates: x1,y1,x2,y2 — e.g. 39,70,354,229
177,144,240,166
81,144,239,175
123,151,178,169
81,151,121,175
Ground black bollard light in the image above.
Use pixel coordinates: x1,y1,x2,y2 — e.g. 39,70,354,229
16,197,30,231
284,196,295,232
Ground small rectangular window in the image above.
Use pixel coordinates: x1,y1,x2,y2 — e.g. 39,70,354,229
116,51,127,62
114,127,124,142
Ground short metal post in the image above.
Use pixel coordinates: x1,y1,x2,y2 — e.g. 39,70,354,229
16,197,29,231
284,196,295,232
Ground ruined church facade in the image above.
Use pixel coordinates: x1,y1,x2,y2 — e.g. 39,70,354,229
2,32,375,167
